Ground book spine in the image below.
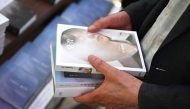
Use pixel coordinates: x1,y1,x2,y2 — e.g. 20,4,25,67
6,26,19,35
55,65,97,73
55,81,102,88
64,72,104,79
56,65,145,77
54,87,95,97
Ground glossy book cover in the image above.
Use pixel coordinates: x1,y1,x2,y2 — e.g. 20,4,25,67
56,24,146,77
0,62,42,109
0,98,15,109
10,51,51,82
33,16,69,53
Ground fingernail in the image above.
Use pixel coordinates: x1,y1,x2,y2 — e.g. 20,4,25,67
88,25,96,30
88,55,96,61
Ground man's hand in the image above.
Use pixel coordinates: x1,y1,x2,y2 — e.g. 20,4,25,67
88,11,132,32
74,55,143,109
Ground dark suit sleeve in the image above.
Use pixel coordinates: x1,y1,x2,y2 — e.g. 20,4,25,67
122,0,159,31
139,83,190,109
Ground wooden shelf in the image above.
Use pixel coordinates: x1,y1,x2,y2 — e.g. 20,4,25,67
0,0,72,65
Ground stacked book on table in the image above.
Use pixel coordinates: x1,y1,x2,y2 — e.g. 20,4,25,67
0,13,9,56
0,13,68,109
0,0,37,36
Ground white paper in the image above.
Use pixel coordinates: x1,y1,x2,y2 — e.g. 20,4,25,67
28,79,54,109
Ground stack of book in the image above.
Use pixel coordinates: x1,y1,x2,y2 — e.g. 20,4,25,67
50,42,104,97
0,13,9,56
0,14,70,109
50,24,146,97
0,0,37,36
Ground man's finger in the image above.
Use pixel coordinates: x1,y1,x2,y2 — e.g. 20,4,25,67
88,55,120,77
88,16,111,32
74,92,96,106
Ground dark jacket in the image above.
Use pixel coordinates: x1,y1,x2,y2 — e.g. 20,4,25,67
123,0,190,109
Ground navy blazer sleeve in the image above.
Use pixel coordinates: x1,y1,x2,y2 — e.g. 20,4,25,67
139,83,190,109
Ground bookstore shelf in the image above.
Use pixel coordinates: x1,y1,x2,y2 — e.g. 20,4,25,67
0,0,72,65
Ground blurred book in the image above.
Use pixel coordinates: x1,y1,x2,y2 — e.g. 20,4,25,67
0,0,36,35
33,16,69,53
44,0,61,5
28,79,54,109
0,13,9,56
0,33,5,55
10,42,51,83
0,13,9,30
60,0,113,26
56,24,146,77
50,43,102,97
0,61,43,109
60,2,84,26
0,98,15,109
0,0,13,10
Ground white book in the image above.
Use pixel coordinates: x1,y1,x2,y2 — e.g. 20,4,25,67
0,35,5,42
0,42,4,48
28,79,54,109
0,13,9,30
0,29,5,34
50,42,103,88
0,0,13,10
54,87,95,97
56,24,146,77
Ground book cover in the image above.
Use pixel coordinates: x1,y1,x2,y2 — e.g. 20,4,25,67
0,0,36,35
76,0,113,24
50,42,103,88
16,41,51,69
0,61,42,109
0,98,15,109
10,51,51,84
60,2,79,23
0,13,9,30
60,0,113,26
33,16,69,53
56,24,146,77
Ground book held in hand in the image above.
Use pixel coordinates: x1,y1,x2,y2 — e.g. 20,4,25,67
50,43,102,97
56,24,146,77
